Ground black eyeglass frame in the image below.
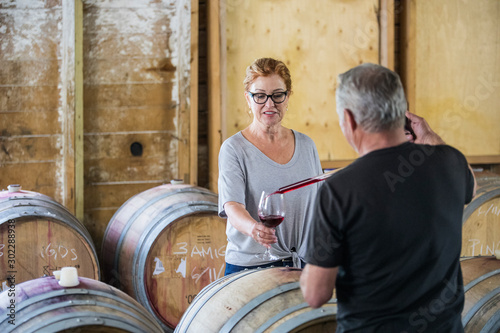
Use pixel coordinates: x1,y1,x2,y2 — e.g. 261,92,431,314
247,91,288,104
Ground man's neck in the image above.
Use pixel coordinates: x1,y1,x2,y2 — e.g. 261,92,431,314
355,130,408,157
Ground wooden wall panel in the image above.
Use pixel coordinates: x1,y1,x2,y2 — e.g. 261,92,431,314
0,163,57,196
401,0,500,159
0,1,75,210
205,0,382,190
0,60,59,85
82,0,194,253
0,110,60,135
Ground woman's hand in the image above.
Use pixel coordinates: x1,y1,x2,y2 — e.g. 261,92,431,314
224,201,278,247
250,222,277,248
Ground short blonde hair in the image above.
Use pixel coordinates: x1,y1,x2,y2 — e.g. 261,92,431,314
243,58,292,93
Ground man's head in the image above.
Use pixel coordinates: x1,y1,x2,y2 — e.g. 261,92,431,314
336,63,407,133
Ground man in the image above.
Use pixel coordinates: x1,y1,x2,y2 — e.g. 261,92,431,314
300,63,476,332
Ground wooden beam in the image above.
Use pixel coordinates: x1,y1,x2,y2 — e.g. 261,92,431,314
467,156,500,165
207,0,222,192
61,0,76,213
399,0,416,111
176,0,194,184
75,0,84,220
322,155,500,171
380,0,395,70
190,0,199,185
321,160,355,170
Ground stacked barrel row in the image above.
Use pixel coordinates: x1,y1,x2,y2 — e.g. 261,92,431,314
0,183,229,332
1,170,500,332
0,185,163,332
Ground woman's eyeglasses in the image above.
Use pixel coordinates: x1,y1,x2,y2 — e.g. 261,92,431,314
247,91,288,104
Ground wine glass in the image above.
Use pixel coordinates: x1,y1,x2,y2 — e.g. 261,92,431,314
255,190,285,261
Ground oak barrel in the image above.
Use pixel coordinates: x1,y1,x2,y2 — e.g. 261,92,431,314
175,267,338,333
0,186,100,288
101,183,227,332
0,275,163,332
461,256,500,332
461,173,500,257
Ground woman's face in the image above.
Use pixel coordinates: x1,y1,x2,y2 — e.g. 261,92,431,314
245,74,289,127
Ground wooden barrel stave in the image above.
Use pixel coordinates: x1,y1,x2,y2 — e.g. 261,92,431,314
461,174,500,257
257,301,337,333
101,184,227,331
461,256,500,332
0,189,100,286
270,305,338,333
175,267,338,333
0,276,163,332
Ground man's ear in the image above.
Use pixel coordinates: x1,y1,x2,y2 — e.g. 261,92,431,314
344,109,357,132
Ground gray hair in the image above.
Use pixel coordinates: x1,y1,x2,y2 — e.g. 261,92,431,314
336,63,407,132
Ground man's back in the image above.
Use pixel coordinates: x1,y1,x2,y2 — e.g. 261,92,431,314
305,142,475,332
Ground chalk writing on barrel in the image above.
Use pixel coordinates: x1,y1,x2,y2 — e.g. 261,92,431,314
40,243,78,261
0,244,4,257
466,239,500,256
191,263,225,283
152,256,225,283
172,242,226,259
477,203,500,217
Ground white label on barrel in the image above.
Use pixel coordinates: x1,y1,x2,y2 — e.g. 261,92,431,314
175,258,187,277
1,280,7,292
153,257,166,276
466,239,500,256
0,244,4,256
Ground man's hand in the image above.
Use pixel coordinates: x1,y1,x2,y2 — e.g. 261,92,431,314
405,111,476,197
406,111,445,145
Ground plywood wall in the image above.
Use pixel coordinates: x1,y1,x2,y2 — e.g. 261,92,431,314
223,0,379,161
207,0,384,191
82,0,194,253
0,0,75,207
400,0,500,161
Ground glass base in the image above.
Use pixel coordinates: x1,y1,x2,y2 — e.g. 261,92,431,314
255,248,279,261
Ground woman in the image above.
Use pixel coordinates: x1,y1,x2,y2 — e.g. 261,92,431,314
218,58,323,275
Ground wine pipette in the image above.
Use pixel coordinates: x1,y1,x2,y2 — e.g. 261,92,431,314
269,169,338,196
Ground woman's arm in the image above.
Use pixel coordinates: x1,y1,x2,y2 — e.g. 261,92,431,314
224,201,277,247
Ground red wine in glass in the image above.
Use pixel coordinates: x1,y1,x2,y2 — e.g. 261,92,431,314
256,191,285,261
259,215,284,228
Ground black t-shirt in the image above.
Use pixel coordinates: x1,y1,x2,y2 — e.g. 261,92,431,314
304,142,474,332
